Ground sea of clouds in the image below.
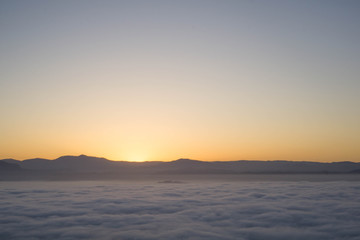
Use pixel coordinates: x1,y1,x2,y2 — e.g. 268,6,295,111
1,179,360,240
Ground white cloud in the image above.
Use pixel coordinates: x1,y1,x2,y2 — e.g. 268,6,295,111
1,180,360,239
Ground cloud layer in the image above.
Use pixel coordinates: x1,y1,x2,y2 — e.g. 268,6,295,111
1,180,360,240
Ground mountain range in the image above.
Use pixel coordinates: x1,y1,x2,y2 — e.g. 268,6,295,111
1,155,360,181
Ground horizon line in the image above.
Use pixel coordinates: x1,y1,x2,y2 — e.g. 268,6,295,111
1,154,358,164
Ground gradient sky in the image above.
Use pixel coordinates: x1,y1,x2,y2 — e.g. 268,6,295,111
1,0,359,162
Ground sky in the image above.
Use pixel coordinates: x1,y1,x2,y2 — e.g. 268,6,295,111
1,0,359,162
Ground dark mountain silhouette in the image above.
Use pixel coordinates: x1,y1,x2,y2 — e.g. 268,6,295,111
0,160,22,171
6,155,116,171
350,169,360,174
1,155,360,180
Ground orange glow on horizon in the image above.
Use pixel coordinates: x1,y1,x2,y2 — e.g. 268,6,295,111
1,1,359,163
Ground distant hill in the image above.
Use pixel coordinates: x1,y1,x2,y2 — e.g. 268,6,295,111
2,155,360,175
4,155,116,171
0,160,22,171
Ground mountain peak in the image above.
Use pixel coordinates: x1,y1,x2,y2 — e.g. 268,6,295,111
174,158,200,162
171,158,204,165
55,155,108,162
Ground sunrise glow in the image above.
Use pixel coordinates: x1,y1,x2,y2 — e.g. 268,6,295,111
1,1,359,162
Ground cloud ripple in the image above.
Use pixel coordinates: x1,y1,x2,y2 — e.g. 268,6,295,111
1,180,360,240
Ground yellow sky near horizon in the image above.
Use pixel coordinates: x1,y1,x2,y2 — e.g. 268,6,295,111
1,1,359,162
